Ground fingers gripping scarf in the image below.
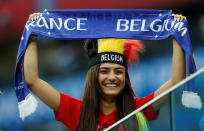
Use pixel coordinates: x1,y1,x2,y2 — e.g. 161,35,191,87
15,9,200,120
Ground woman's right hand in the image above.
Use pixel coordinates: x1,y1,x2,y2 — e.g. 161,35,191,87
28,12,43,21
28,13,42,42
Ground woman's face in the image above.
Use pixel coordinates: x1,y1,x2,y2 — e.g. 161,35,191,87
98,63,126,98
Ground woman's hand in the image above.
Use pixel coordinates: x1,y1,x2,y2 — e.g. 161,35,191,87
28,12,43,21
27,12,43,42
172,14,186,21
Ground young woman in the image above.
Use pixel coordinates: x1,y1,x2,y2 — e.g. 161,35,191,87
25,13,186,131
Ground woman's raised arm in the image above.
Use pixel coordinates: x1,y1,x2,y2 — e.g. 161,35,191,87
152,14,186,112
24,13,60,112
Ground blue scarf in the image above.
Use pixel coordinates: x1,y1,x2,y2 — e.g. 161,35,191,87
14,9,199,120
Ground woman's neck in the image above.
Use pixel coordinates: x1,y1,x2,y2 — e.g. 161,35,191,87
100,97,117,115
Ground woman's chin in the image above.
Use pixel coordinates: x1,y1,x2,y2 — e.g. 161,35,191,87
102,91,120,98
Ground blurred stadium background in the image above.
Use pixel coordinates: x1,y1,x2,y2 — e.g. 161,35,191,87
0,0,204,131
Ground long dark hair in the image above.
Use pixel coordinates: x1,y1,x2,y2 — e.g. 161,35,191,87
75,64,136,131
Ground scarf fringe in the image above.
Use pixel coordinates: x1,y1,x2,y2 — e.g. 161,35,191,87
181,91,202,109
18,93,38,120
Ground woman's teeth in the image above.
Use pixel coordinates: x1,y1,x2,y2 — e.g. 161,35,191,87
105,84,117,87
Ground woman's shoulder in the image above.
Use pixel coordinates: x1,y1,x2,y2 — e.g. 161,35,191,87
60,92,82,104
134,92,155,107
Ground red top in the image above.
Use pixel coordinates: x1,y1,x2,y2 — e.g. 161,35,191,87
54,92,159,131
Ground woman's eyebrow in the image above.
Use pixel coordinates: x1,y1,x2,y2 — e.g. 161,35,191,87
99,66,125,70
115,67,125,70
99,67,109,70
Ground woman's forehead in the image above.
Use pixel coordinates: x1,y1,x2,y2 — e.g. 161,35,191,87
99,63,125,69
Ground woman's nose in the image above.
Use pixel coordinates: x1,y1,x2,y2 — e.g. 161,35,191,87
107,71,116,82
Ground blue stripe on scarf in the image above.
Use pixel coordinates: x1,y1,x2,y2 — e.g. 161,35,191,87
14,9,196,119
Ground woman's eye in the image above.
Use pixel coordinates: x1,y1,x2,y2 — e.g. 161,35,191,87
99,70,108,73
115,70,124,74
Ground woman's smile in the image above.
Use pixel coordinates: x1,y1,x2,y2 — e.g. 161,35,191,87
104,83,119,87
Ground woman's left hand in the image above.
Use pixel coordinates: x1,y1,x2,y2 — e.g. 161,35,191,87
172,14,187,21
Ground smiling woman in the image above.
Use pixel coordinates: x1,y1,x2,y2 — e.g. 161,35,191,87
75,38,146,131
23,13,186,131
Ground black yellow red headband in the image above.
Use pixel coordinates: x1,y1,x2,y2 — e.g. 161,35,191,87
86,38,144,68
88,52,127,68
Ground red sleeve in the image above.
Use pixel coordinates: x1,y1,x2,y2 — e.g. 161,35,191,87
134,92,159,121
54,92,82,131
